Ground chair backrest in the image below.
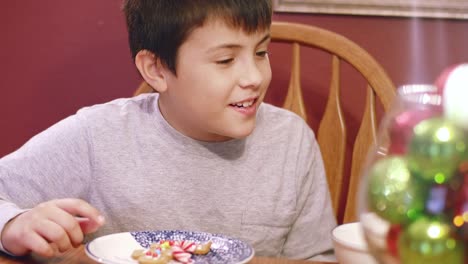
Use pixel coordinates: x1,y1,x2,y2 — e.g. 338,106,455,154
133,21,396,224
271,21,396,224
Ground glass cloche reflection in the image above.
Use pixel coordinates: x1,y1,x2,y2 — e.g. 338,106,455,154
358,84,467,264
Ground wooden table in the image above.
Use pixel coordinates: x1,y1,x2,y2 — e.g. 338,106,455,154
0,246,337,264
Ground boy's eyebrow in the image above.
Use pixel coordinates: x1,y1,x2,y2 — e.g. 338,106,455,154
206,33,271,53
257,33,271,46
257,33,271,45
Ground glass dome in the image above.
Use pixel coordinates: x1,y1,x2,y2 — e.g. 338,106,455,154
358,84,467,264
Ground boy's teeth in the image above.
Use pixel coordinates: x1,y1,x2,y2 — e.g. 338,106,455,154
234,100,254,107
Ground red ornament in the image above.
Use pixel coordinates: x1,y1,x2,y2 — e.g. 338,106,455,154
435,64,460,94
452,171,468,241
442,161,468,243
386,224,402,258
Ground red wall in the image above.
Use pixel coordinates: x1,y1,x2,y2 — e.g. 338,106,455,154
1,1,140,157
1,1,468,157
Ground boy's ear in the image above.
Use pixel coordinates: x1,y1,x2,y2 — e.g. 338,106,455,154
135,50,168,93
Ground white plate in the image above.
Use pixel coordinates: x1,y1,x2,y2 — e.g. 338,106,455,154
85,230,255,264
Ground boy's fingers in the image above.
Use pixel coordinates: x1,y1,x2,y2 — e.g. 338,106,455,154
35,220,72,253
21,232,54,257
1,198,104,257
77,217,101,234
44,208,84,246
53,199,105,227
49,243,59,255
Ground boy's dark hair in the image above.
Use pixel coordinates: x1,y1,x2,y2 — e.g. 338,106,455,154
123,0,272,75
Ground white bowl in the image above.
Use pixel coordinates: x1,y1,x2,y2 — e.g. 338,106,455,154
332,222,378,264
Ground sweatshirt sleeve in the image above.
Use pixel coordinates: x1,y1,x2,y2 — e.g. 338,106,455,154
0,113,93,252
280,124,337,261
0,203,27,253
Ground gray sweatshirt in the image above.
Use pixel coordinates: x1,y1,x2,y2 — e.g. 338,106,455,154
0,94,336,261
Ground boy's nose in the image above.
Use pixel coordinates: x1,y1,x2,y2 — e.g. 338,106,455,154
238,61,263,89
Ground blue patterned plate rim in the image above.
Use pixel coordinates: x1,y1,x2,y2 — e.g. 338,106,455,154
85,230,255,264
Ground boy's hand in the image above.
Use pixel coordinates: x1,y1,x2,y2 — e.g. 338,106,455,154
0,198,105,257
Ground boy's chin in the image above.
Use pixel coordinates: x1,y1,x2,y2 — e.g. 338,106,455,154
224,124,256,139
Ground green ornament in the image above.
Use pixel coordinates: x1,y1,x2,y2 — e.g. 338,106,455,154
398,216,464,264
367,156,427,224
408,117,468,184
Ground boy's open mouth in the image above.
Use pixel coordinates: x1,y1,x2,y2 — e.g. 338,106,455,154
229,98,257,108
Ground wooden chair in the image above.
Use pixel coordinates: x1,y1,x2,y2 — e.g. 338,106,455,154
133,21,396,224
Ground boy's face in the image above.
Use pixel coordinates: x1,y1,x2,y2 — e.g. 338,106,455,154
158,18,272,142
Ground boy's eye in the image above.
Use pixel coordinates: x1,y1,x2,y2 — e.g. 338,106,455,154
256,50,269,57
216,58,234,65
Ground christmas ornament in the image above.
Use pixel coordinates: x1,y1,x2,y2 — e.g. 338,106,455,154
386,224,402,258
407,117,468,184
367,156,427,224
398,216,464,264
451,170,468,241
425,184,451,215
435,63,468,130
435,64,459,93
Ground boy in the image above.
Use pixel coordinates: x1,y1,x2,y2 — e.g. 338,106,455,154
0,0,336,261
